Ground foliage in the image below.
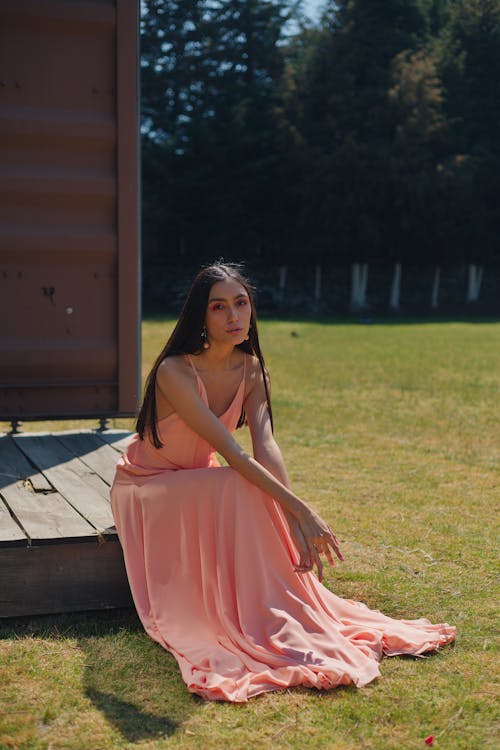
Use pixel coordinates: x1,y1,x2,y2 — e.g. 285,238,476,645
140,1,500,270
141,0,302,264
435,0,500,262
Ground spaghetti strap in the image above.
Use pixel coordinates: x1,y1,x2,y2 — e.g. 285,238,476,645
186,353,199,377
242,350,247,381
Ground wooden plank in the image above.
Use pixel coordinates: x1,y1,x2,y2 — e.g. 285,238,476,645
0,481,99,545
97,429,134,453
13,434,115,534
0,433,52,491
0,496,26,546
0,540,133,617
55,431,122,486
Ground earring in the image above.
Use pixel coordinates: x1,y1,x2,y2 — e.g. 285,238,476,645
201,326,210,349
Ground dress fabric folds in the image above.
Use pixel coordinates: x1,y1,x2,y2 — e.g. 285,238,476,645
110,354,455,702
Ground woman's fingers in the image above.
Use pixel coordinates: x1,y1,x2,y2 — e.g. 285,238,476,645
294,542,313,573
307,527,343,579
289,510,343,579
326,527,344,561
288,518,312,572
311,544,323,582
323,544,335,567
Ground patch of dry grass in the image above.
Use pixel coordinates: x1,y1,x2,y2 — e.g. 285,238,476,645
1,318,499,749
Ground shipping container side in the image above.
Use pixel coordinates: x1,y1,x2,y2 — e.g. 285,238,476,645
0,0,140,421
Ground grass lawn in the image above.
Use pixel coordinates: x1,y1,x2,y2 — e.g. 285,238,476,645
1,318,499,750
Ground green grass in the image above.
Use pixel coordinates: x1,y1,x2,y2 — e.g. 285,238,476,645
1,319,499,750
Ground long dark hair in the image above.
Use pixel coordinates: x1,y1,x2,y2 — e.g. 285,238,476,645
137,262,273,448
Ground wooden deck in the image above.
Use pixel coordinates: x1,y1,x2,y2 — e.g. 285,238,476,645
0,429,134,618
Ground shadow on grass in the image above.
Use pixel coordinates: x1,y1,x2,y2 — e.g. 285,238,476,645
77,612,200,742
0,608,200,742
0,607,142,640
85,688,181,742
78,612,201,742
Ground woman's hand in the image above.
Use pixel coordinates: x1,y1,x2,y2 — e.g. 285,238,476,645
283,506,343,583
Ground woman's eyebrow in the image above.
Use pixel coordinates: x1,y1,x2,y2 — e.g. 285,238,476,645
207,293,249,303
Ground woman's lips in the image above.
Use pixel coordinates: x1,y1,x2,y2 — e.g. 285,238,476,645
227,327,243,334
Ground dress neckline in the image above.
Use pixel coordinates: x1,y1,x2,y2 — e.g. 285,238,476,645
187,353,246,419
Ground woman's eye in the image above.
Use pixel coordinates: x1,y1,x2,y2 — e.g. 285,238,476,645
237,299,248,306
212,303,224,311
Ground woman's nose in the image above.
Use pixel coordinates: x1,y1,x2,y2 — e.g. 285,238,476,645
227,305,239,322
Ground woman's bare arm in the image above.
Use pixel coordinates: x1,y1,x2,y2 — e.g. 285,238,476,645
156,357,305,514
244,357,343,578
156,357,342,579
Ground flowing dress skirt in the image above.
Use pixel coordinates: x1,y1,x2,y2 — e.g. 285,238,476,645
111,465,455,702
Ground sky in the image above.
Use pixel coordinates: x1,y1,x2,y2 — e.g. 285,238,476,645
303,0,325,23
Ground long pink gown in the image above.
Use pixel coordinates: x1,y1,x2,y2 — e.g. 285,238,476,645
110,354,455,702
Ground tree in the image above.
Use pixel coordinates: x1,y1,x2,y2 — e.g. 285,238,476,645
388,47,449,262
295,0,431,262
436,0,500,263
141,0,303,266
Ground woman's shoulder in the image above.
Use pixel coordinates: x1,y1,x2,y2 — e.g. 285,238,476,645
243,351,260,373
155,355,198,417
157,354,194,385
243,352,270,388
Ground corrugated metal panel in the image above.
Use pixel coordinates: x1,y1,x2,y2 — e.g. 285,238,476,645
0,0,140,420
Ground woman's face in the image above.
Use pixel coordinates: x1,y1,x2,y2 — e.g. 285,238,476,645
204,277,252,348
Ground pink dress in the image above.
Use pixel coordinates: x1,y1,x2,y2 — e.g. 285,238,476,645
110,354,455,702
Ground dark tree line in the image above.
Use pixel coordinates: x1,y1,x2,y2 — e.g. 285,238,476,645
141,0,500,271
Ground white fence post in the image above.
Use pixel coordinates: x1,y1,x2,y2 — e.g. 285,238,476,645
466,264,483,303
389,262,402,310
351,263,368,309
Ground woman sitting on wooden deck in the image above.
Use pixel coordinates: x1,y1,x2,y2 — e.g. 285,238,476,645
110,261,455,703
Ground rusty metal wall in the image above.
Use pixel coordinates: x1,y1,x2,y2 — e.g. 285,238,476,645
0,0,140,421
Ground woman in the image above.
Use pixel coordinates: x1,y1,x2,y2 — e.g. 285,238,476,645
111,262,455,702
